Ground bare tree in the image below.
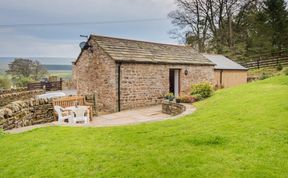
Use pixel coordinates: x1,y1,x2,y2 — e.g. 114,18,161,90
169,0,209,52
169,0,256,53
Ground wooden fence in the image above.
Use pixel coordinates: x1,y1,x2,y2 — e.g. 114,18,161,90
27,79,62,91
239,50,288,69
240,56,288,69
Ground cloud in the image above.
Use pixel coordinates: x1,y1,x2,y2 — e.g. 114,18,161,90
0,0,177,57
0,0,175,20
0,30,79,57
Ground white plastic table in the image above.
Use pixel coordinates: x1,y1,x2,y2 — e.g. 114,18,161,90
65,106,90,123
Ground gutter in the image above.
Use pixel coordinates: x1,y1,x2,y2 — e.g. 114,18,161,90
117,62,122,112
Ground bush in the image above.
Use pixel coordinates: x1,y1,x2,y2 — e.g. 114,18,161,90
192,94,203,101
165,93,175,101
12,76,34,87
178,95,196,103
191,82,213,99
281,67,288,75
0,75,12,89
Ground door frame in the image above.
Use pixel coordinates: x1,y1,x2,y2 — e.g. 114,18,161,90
169,69,181,97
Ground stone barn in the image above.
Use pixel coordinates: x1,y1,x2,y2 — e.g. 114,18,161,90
203,54,248,88
73,35,215,114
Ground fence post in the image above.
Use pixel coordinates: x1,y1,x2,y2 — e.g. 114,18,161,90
59,78,63,91
257,57,261,69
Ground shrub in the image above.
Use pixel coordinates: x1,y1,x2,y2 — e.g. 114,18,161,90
0,75,12,89
192,94,203,101
165,93,175,101
281,67,288,76
178,95,196,103
191,82,213,99
12,76,34,87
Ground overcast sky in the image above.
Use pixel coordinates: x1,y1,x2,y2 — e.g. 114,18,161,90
0,0,177,58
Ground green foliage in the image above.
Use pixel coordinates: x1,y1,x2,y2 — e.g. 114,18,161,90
0,76,287,177
170,0,288,60
165,92,175,101
12,76,34,87
0,75,12,89
281,67,288,75
192,93,203,101
191,82,213,99
263,0,288,50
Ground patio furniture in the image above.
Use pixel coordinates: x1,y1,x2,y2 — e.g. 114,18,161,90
66,106,89,124
54,106,73,124
52,96,93,120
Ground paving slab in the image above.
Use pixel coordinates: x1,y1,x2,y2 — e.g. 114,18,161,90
6,104,196,134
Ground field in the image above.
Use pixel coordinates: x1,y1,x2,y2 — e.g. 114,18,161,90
48,70,72,80
0,76,288,177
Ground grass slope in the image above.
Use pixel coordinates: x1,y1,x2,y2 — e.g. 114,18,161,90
0,76,288,178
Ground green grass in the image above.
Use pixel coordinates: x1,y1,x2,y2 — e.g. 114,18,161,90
48,70,72,80
1,76,288,177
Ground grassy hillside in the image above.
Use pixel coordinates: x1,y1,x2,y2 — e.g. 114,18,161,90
0,76,288,177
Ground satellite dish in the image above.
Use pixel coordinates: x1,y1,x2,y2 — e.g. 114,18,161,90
79,41,87,50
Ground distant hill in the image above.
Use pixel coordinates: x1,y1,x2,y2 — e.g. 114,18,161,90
0,57,74,65
0,57,74,71
43,65,72,71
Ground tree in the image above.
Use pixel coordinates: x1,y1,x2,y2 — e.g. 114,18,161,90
168,0,209,52
262,0,288,50
6,58,47,81
169,0,288,60
169,0,246,53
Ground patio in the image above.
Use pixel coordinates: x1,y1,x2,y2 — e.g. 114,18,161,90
6,104,196,134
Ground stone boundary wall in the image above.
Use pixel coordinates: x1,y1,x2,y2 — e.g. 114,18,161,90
162,101,186,116
0,98,54,130
0,87,28,94
0,90,44,107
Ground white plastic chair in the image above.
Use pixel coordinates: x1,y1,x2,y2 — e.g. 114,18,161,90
54,106,73,124
72,108,89,124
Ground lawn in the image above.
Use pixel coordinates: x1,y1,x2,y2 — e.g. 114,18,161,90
0,76,288,177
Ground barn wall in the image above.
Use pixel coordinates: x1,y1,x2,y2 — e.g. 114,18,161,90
73,41,118,114
214,69,247,88
119,63,214,110
74,44,215,114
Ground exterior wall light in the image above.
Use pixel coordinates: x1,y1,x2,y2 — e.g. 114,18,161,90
184,69,188,76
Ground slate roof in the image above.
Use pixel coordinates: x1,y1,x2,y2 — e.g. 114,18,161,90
202,54,247,70
76,35,214,65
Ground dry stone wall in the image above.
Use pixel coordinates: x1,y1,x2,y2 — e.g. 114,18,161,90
0,98,54,130
162,101,186,116
0,90,44,107
0,88,28,94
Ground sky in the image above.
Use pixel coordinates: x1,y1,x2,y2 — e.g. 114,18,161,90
0,0,177,58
